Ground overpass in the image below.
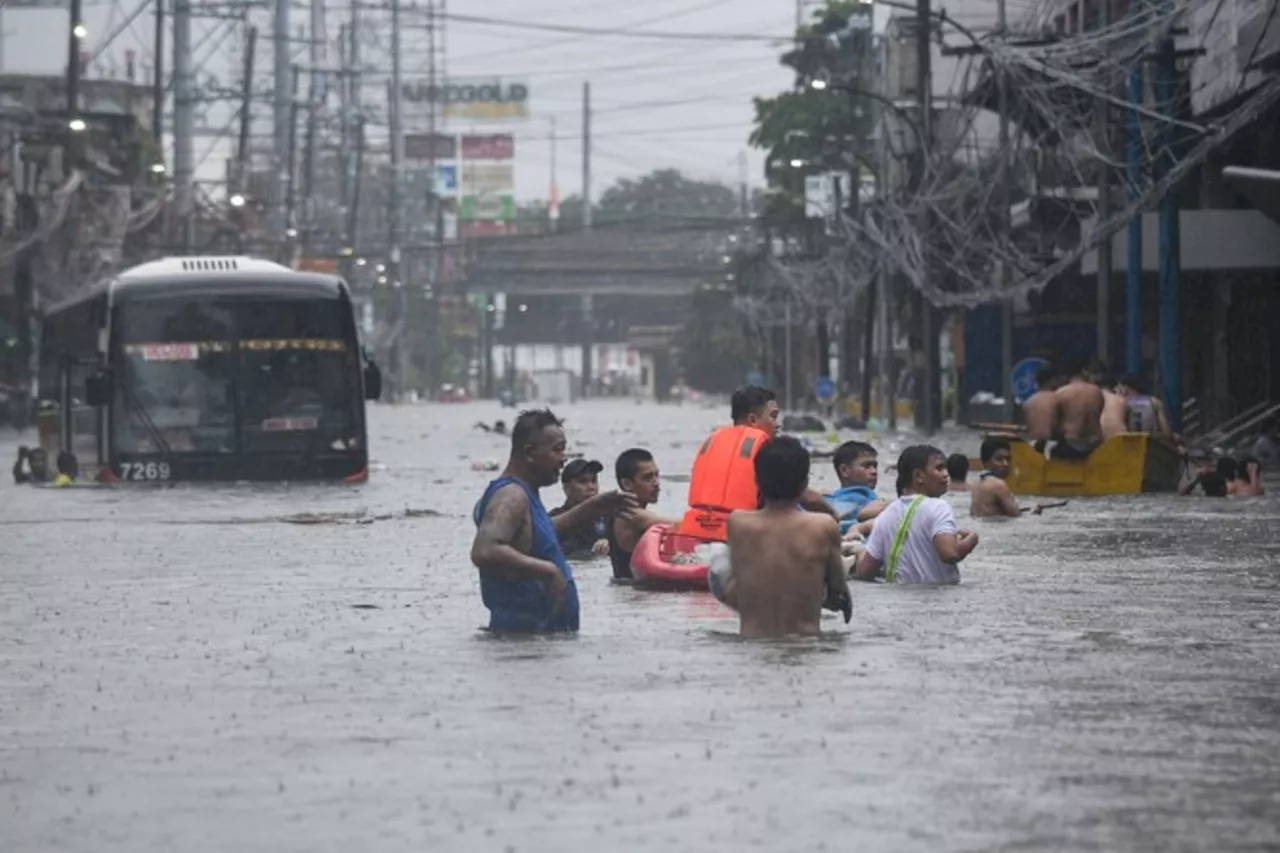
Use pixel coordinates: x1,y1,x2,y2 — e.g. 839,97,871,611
462,217,746,297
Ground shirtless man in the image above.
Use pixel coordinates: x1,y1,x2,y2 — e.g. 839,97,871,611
607,448,677,580
1022,365,1063,450
721,436,851,638
1052,361,1105,459
1098,373,1130,441
470,409,634,632
970,438,1044,518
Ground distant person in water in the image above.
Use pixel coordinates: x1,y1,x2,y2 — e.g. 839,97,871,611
607,448,677,580
946,453,971,492
1098,371,1131,441
470,409,635,633
1023,364,1063,452
1179,456,1229,497
12,446,50,484
548,458,609,559
854,445,979,584
473,419,508,435
826,441,886,535
1052,360,1105,459
720,436,850,638
53,450,79,487
970,438,1044,518
1235,457,1265,497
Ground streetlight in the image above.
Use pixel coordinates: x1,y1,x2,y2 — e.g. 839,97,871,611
73,23,87,39
150,162,166,175
229,193,246,208
811,78,830,91
789,158,806,168
68,118,86,133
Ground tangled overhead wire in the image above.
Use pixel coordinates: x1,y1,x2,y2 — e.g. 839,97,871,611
816,0,1279,308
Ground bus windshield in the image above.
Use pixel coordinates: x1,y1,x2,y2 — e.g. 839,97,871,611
113,296,361,456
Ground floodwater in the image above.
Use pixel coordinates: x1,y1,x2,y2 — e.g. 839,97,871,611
2,401,1279,852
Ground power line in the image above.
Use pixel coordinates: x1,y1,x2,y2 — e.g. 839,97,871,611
433,11,791,43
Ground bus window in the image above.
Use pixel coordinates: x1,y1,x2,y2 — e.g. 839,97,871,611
113,300,236,454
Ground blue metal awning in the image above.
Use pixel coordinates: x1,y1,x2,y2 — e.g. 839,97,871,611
1223,166,1280,225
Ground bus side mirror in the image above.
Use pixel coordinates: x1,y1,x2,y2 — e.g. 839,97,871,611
364,361,382,400
85,371,112,407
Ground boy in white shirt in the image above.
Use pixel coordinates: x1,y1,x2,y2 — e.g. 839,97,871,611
852,445,980,584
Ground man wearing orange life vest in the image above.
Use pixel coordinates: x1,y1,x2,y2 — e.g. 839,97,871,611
678,386,836,542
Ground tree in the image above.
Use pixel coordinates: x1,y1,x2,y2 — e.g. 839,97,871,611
596,168,741,222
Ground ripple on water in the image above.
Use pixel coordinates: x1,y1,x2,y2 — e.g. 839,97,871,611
1,404,1279,853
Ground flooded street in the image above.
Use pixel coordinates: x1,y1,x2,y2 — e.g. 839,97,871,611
3,400,1280,852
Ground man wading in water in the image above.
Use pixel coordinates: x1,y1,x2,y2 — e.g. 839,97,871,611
471,409,634,633
853,445,979,584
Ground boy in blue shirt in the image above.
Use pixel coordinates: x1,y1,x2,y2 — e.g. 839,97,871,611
825,440,888,535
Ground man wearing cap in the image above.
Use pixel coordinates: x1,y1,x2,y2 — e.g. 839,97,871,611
549,458,610,558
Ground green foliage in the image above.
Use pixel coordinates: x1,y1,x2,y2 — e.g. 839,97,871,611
674,289,755,393
596,168,740,221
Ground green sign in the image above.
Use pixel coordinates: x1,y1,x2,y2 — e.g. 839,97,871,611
460,192,515,223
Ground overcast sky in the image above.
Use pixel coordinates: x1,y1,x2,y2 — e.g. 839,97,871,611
0,0,1004,203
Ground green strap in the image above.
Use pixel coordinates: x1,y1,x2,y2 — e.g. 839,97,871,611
886,496,927,583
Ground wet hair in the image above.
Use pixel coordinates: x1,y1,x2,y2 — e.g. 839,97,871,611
1216,457,1239,481
1121,373,1150,395
1201,472,1229,497
730,385,776,423
832,440,876,476
56,450,78,477
755,435,810,502
1062,357,1089,380
946,453,970,481
1035,364,1056,387
1238,456,1262,484
980,437,1011,463
615,447,655,484
895,444,944,495
510,409,564,452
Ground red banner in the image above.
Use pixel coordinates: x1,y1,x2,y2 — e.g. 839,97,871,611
461,134,514,160
460,221,515,238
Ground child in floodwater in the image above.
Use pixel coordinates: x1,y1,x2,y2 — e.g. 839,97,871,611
720,436,851,638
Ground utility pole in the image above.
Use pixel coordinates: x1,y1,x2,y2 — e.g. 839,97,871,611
997,0,1014,423
549,115,559,231
1156,30,1181,430
273,0,291,236
580,81,592,398
915,0,940,433
285,65,301,257
173,0,193,249
1125,58,1144,376
301,0,325,257
426,0,442,392
235,27,256,195
66,0,84,167
152,0,164,156
1094,0,1112,367
389,0,407,398
737,149,749,217
582,81,592,231
346,2,362,253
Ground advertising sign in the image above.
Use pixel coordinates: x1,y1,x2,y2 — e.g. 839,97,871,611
462,163,514,193
1010,357,1049,404
461,221,516,238
460,192,516,224
435,164,459,196
402,78,530,121
404,132,456,160
461,134,515,160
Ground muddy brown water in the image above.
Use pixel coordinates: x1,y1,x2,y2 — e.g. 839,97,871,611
2,402,1278,852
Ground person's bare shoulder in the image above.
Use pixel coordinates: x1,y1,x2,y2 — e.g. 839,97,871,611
798,511,840,539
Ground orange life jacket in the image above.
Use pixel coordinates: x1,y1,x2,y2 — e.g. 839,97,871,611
677,424,769,542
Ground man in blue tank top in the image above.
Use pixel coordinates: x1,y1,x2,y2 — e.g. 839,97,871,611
471,409,635,633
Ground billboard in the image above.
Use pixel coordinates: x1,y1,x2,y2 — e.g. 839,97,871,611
402,78,530,121
462,163,513,193
404,132,456,160
461,134,515,160
460,191,515,224
435,164,459,196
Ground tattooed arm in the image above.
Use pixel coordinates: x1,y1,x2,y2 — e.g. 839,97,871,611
470,484,562,583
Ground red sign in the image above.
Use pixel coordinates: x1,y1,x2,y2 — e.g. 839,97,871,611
262,417,319,432
461,134,514,160
141,343,199,362
460,221,515,238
